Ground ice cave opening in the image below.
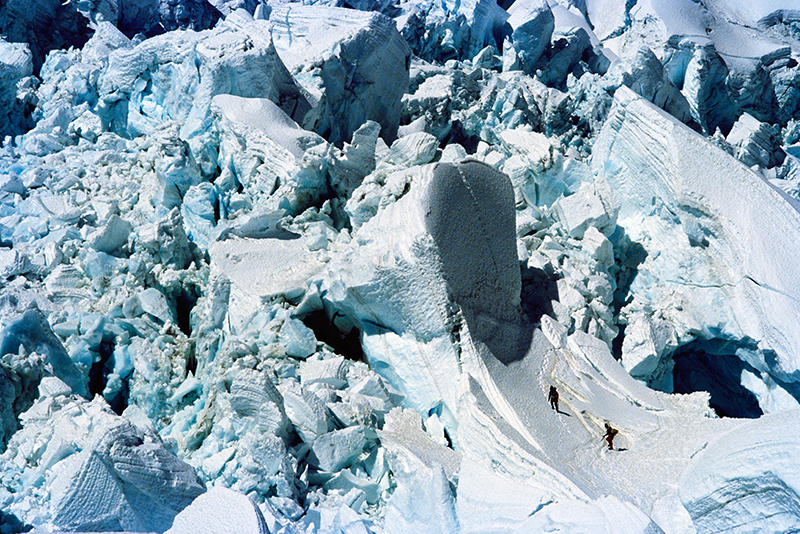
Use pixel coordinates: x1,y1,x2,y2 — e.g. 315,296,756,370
301,310,365,362
670,338,764,419
88,336,127,415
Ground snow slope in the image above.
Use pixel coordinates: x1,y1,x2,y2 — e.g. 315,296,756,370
1,0,800,533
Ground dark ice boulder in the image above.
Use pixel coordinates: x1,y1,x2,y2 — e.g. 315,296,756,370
506,0,554,75
117,0,222,37
0,0,92,72
604,46,697,129
394,0,510,64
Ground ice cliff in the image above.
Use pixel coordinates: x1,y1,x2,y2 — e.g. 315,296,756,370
1,0,800,533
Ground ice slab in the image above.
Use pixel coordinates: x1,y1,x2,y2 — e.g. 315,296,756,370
593,86,800,384
268,5,411,145
506,0,554,74
209,236,324,331
99,16,308,139
211,94,326,161
3,395,204,532
680,409,800,532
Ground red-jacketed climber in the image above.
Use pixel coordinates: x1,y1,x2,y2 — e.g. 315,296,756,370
603,423,618,450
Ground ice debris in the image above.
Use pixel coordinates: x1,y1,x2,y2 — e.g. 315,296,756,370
0,0,800,533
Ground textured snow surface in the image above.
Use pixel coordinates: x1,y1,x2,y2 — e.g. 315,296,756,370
680,409,800,533
594,87,800,385
1,0,800,533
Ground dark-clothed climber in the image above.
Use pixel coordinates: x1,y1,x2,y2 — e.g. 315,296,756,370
548,386,559,412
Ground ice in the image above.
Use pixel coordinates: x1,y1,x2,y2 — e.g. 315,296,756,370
505,0,554,74
593,87,800,392
0,0,92,72
552,177,619,239
394,0,509,64
301,357,349,390
0,307,88,400
212,94,325,161
725,112,785,169
680,410,800,532
115,0,222,38
88,214,133,254
0,39,34,139
0,0,798,531
211,93,329,218
309,426,369,473
513,495,663,533
99,14,308,140
2,394,204,531
136,208,193,269
536,27,593,87
380,409,460,534
279,318,318,359
278,381,328,443
329,121,381,198
166,486,269,534
603,46,695,127
267,5,412,145
209,236,324,330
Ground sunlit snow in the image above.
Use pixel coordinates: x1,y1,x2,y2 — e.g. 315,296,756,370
1,0,799,533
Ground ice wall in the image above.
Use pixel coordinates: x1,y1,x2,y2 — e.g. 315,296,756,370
680,409,800,532
593,87,800,394
267,5,411,145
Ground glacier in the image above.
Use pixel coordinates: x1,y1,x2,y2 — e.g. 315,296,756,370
1,0,800,533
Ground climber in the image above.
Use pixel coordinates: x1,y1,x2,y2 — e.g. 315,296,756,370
603,423,618,450
548,386,559,412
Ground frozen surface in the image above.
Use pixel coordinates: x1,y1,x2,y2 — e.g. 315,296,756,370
680,409,800,532
0,0,799,532
593,87,800,388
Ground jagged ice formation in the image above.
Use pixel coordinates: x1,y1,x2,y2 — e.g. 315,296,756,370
1,0,800,533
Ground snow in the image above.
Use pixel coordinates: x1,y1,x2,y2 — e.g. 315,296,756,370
0,0,799,532
593,87,800,388
165,486,269,534
680,410,800,532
